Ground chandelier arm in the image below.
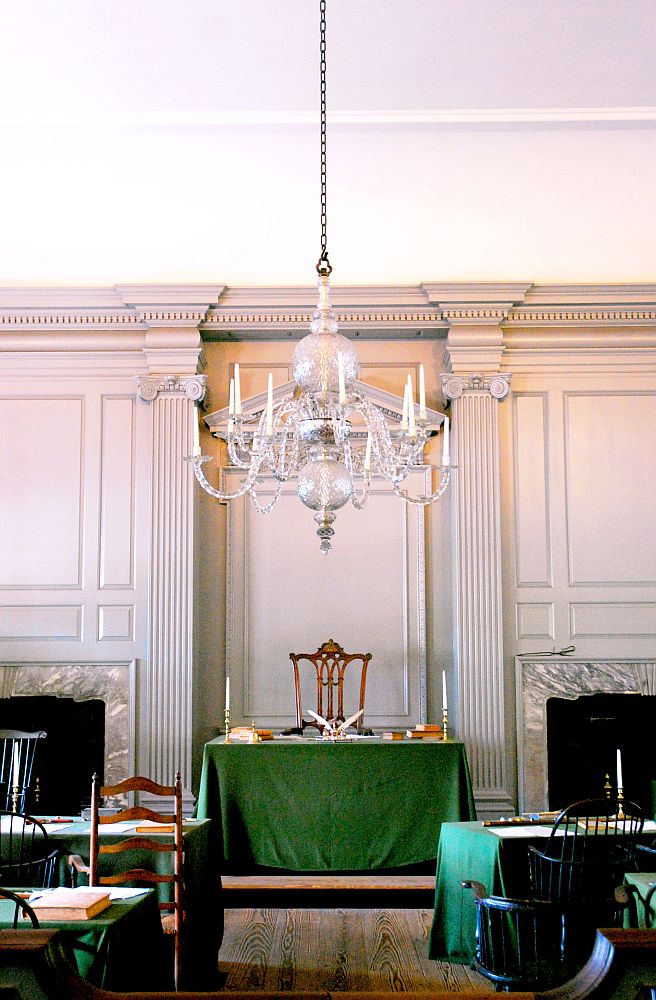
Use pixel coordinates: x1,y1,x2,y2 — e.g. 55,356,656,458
185,456,267,502
350,475,371,510
249,479,284,514
392,468,452,505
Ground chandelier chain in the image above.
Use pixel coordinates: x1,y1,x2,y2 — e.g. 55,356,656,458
317,0,332,276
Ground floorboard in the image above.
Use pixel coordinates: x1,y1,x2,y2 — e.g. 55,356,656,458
219,908,494,993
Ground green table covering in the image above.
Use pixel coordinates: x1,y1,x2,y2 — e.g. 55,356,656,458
427,821,548,961
7,817,222,990
429,820,656,962
196,737,475,872
0,889,169,991
625,872,656,928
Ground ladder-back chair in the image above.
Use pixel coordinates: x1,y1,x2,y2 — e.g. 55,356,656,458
0,730,47,814
68,772,183,990
289,639,372,732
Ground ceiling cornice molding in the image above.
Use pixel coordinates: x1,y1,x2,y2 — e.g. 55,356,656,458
0,284,654,356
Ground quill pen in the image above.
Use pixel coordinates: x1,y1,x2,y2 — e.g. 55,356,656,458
335,709,364,734
307,708,331,730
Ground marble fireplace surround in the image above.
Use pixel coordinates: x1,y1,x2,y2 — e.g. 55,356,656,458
516,658,656,814
0,661,136,789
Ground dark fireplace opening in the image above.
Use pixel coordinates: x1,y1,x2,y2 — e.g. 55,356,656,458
0,696,104,815
547,693,656,814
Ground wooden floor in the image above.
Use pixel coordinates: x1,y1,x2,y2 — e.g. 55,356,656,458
219,908,494,993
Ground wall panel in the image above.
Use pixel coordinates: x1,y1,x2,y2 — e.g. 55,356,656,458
0,396,83,589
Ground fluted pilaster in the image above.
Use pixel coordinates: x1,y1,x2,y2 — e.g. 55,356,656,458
137,375,207,795
442,372,513,816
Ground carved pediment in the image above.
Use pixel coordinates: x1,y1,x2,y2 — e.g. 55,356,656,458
204,379,446,441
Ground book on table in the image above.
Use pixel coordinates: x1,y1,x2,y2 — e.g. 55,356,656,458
30,887,111,920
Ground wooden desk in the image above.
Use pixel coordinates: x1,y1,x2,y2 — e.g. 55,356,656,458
196,737,475,872
0,889,168,990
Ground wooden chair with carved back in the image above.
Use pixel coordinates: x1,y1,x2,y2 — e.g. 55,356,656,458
68,772,183,990
289,639,372,732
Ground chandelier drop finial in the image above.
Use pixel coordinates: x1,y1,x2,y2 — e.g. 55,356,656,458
186,0,452,553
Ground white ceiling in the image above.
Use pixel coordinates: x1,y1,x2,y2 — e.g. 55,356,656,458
2,0,655,287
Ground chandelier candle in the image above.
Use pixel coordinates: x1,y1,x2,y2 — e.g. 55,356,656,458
184,0,452,552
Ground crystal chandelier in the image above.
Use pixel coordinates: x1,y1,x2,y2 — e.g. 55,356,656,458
187,0,452,554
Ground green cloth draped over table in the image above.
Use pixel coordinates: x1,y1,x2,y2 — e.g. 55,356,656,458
428,821,555,961
0,890,169,991
429,820,656,962
625,872,656,928
196,738,475,871
5,817,222,990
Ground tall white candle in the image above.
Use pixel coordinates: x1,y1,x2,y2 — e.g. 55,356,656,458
266,373,274,435
442,416,450,467
338,352,346,404
228,378,234,417
226,675,230,713
407,376,416,438
419,364,426,419
234,363,242,416
363,433,372,472
616,748,623,790
442,671,448,711
11,743,20,789
192,411,201,457
401,383,409,430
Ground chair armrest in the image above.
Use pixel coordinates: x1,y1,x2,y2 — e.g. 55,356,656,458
462,879,488,899
67,853,91,887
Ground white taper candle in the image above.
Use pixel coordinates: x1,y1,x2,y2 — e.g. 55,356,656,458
12,743,20,789
407,376,416,438
419,364,426,419
401,383,409,430
226,675,230,713
234,363,242,416
442,416,450,467
616,748,623,790
266,373,274,435
192,411,201,457
442,671,448,711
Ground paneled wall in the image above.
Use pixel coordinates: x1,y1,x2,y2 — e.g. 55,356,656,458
502,376,656,660
0,378,148,661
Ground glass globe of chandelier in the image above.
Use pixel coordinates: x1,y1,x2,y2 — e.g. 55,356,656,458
187,0,452,554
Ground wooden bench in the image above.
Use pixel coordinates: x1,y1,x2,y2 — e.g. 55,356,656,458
221,874,436,908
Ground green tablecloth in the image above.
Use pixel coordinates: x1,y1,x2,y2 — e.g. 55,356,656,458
428,821,560,961
428,821,656,962
15,817,222,990
196,737,475,872
625,872,656,928
0,889,169,991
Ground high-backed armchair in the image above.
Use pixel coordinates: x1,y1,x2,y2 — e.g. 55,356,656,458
289,638,372,732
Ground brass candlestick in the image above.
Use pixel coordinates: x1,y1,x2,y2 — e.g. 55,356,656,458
442,707,448,742
617,785,624,820
11,783,19,814
224,706,232,743
603,773,611,799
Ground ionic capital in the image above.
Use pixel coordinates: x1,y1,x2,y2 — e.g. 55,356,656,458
440,372,512,403
136,374,207,403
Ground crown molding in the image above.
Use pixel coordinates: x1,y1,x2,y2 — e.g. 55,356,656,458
0,284,654,366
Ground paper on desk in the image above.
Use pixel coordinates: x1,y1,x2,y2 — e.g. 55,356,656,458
107,888,150,899
97,823,138,834
487,824,556,838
